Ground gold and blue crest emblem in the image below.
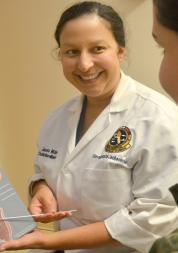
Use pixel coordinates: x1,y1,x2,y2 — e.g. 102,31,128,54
105,126,132,153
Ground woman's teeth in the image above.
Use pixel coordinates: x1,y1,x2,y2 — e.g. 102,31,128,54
80,73,100,80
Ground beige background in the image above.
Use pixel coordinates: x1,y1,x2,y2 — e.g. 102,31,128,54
0,0,168,204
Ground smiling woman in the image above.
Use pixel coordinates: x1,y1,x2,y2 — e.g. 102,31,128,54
0,1,178,253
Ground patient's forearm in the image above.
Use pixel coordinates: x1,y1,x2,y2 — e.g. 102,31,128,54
43,221,121,250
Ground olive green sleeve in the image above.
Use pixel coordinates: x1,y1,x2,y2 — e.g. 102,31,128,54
149,230,178,253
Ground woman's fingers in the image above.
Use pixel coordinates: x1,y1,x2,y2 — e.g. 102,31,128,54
33,210,74,223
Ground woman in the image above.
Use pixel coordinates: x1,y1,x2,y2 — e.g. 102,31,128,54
149,0,178,252
1,1,178,253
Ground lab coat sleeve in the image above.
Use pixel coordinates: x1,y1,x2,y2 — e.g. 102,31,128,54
28,111,57,195
31,158,45,183
104,116,178,253
28,161,45,196
28,141,47,196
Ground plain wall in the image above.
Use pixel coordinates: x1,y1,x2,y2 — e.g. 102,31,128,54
0,0,168,202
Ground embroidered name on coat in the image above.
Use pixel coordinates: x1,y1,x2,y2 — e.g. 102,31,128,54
38,148,58,159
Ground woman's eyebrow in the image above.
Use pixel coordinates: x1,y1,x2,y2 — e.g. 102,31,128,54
61,40,107,47
60,43,76,47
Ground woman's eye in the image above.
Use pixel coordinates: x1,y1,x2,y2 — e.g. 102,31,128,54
65,49,79,56
93,46,105,53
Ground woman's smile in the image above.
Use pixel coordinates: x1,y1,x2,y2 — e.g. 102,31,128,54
76,71,104,84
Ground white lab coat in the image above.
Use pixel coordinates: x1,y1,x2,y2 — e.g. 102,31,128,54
31,73,178,253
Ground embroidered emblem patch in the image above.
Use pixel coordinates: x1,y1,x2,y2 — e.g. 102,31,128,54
105,126,132,153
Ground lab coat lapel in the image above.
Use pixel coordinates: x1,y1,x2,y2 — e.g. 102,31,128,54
66,97,82,155
65,107,110,165
76,107,110,147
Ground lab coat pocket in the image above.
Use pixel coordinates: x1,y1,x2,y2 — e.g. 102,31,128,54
81,167,132,221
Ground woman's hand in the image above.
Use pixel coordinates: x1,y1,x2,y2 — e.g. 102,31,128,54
29,181,71,222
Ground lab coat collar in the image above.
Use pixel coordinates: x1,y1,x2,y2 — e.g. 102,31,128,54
64,72,135,164
109,71,135,113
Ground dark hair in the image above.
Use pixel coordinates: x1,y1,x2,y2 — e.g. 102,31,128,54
54,1,125,48
153,0,178,33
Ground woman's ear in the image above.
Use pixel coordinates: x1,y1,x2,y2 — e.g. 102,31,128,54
118,47,127,62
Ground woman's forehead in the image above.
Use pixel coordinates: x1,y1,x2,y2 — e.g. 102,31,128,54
60,14,111,35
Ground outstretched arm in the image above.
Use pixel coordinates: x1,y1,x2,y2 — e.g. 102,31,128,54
0,222,122,251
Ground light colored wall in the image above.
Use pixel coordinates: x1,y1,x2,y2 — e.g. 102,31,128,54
0,0,167,203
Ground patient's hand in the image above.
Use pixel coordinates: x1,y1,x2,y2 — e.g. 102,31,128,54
0,230,50,251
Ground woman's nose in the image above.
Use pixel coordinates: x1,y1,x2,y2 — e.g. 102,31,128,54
77,52,94,72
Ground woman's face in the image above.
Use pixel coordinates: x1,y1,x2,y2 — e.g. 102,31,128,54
152,5,178,103
59,14,126,101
